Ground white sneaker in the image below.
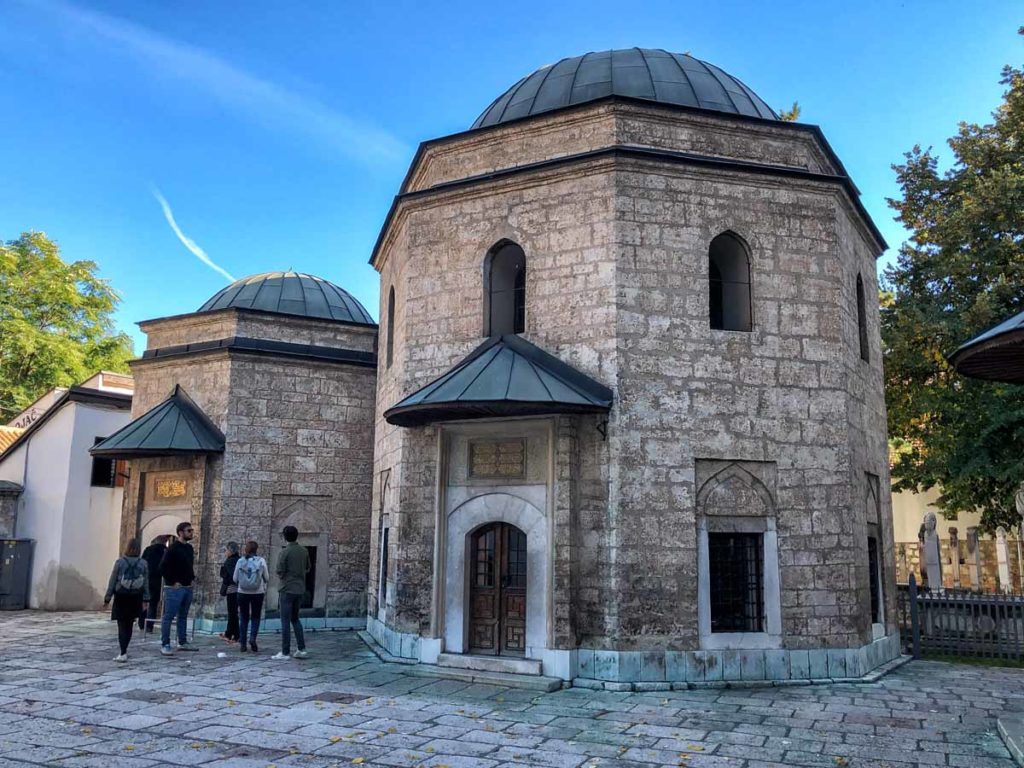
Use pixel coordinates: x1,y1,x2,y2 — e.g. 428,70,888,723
113,654,127,663
292,650,309,659
271,652,290,660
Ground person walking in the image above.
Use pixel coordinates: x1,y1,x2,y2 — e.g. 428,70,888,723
272,525,310,660
103,538,149,662
219,542,241,643
233,540,269,653
139,534,170,633
159,521,199,656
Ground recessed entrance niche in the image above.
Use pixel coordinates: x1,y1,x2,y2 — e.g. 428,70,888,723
468,522,527,656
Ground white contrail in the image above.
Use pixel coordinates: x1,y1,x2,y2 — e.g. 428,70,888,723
152,188,235,283
20,0,408,165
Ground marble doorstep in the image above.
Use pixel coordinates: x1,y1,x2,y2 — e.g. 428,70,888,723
999,716,1024,766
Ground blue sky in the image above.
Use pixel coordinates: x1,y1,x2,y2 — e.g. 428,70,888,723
1,0,1020,351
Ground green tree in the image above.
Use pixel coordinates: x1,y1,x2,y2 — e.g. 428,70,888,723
778,101,801,122
0,232,134,418
883,50,1024,532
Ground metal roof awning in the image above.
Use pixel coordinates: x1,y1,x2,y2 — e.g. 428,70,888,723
90,385,225,459
384,334,613,428
949,309,1024,384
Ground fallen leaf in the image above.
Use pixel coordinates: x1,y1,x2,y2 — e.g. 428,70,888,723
329,736,341,744
352,759,365,765
387,727,397,734
123,745,134,752
689,745,704,751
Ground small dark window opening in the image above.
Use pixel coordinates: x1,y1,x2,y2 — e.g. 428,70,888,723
386,286,395,369
485,242,526,336
302,545,318,609
90,437,126,488
708,232,752,331
709,531,764,632
867,535,881,622
856,274,870,362
378,528,389,608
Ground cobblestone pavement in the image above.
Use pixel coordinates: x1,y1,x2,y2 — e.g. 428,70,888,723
0,613,1021,768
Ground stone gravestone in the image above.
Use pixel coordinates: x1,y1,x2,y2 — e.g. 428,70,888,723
948,527,961,589
922,511,943,591
966,527,982,591
995,526,1012,594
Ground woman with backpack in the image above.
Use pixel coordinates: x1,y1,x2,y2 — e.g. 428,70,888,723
103,537,150,662
233,540,269,653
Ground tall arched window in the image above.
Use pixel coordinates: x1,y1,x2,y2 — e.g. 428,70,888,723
856,274,869,362
484,241,526,336
708,232,752,331
386,286,395,369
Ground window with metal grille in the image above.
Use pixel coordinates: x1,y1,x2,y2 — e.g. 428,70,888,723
302,545,318,609
857,274,870,362
708,531,764,632
709,232,752,332
485,241,526,336
378,528,389,608
867,535,881,621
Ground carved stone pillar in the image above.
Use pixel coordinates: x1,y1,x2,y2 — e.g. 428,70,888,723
996,526,1012,594
966,527,981,591
948,527,961,589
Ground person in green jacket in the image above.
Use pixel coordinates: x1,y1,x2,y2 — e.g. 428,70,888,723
272,525,310,660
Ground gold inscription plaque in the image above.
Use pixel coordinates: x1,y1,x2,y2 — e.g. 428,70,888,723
155,478,187,499
470,439,526,479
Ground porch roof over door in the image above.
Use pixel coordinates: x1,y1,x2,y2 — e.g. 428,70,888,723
384,334,613,427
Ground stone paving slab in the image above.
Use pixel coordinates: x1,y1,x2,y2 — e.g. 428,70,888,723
0,611,1021,767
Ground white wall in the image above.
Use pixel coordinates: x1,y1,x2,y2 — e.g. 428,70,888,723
891,488,984,543
7,400,130,609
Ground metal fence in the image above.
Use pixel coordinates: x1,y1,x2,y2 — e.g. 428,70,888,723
897,574,1024,661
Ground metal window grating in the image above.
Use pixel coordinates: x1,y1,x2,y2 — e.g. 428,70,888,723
868,536,880,621
709,531,764,632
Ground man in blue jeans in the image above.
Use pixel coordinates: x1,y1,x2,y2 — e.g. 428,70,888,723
159,521,199,656
272,525,310,660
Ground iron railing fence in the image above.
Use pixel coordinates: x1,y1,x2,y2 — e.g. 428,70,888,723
897,574,1024,661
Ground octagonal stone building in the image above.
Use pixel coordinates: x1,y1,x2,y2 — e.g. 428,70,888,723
367,48,898,685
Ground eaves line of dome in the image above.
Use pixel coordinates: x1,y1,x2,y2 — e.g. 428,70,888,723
129,335,378,369
137,305,380,331
369,139,888,268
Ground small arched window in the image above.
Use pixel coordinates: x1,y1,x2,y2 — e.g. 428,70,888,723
484,241,526,336
856,274,869,362
709,232,752,331
385,286,395,369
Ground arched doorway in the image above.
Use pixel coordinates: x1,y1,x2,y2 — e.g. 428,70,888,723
468,522,527,656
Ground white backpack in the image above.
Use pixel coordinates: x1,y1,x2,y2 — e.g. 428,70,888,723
237,557,264,591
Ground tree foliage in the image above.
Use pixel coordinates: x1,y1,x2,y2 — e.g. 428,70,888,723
0,232,134,418
883,50,1024,532
778,101,801,122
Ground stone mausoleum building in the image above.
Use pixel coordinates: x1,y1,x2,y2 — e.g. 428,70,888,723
100,48,899,686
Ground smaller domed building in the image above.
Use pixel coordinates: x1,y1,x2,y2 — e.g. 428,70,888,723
95,272,377,630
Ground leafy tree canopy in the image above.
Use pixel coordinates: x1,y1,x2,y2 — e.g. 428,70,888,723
0,232,134,419
883,44,1024,532
778,101,801,122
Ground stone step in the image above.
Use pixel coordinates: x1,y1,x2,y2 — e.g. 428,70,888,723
406,662,563,692
437,652,542,676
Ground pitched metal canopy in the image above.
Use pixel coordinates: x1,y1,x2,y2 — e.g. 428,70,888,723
385,335,613,427
198,272,375,325
90,385,225,459
949,309,1024,384
472,48,777,129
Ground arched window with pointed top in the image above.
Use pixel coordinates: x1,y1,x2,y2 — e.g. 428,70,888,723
386,286,395,369
856,274,870,362
483,241,526,336
709,232,752,332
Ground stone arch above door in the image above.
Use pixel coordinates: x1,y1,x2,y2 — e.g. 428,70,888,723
444,492,548,658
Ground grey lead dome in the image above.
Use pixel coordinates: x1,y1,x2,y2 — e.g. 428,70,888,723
198,271,375,325
472,48,777,129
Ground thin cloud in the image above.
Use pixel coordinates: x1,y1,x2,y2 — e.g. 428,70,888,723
24,0,408,165
152,188,235,283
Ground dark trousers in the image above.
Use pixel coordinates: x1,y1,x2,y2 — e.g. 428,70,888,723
142,581,161,630
279,592,305,654
116,616,135,655
224,592,240,640
238,593,265,645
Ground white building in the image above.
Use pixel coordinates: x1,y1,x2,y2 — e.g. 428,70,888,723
0,372,133,609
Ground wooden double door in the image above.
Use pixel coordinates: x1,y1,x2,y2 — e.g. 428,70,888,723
468,522,527,656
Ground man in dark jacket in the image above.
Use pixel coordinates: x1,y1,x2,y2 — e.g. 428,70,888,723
139,535,169,632
272,525,310,660
159,521,198,656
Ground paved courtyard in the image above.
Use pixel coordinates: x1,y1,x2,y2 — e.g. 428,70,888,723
0,613,1020,768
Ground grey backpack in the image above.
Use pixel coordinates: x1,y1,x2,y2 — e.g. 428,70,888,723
116,558,146,595
237,557,263,591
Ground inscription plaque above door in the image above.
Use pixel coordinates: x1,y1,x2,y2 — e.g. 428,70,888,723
469,439,526,479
